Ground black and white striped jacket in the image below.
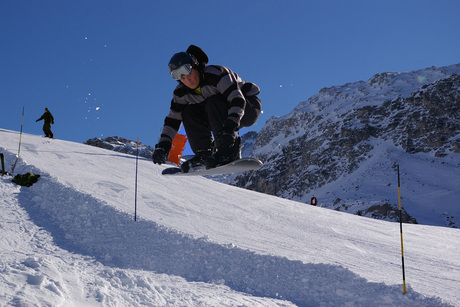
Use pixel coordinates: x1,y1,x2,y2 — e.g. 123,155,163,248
159,65,260,144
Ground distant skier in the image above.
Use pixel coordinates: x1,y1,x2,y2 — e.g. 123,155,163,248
36,108,54,138
152,45,262,173
310,195,318,206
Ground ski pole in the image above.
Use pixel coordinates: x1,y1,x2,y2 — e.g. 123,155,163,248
1,153,5,175
134,136,139,221
397,164,407,294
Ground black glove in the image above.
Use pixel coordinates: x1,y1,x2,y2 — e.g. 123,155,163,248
152,141,171,164
223,119,238,134
216,120,238,148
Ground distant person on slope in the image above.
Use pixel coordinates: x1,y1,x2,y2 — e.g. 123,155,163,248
152,45,262,173
310,195,318,206
36,108,54,138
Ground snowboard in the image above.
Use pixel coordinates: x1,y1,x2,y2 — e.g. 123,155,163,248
162,158,263,176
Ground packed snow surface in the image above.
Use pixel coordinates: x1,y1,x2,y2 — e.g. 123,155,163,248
1,129,459,306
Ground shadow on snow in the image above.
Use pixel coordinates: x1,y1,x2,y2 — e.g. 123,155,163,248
14,168,448,307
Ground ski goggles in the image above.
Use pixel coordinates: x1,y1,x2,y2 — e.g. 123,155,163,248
170,64,192,80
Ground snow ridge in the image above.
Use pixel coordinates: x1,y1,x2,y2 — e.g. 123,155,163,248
14,169,443,307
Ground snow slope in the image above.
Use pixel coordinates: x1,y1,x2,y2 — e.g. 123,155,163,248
1,128,459,306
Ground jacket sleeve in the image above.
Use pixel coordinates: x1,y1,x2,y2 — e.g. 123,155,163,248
214,66,260,126
158,98,184,144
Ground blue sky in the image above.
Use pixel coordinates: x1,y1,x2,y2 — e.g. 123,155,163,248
1,0,459,155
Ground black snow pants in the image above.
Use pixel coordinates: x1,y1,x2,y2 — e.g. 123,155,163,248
181,94,261,154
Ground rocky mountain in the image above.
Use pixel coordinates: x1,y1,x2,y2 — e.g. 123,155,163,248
233,63,460,227
240,131,258,158
84,136,154,159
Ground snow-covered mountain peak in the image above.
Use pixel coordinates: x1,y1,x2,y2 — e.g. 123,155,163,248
234,63,460,228
292,63,460,116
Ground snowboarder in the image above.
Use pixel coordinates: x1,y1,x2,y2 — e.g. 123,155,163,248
36,108,54,138
310,195,318,206
152,45,261,173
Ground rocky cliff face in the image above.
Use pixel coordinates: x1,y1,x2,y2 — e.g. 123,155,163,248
232,64,460,226
84,136,154,159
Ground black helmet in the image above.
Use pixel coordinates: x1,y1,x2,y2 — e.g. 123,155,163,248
168,52,198,74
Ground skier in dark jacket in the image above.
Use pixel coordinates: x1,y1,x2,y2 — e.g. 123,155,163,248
152,45,261,172
36,108,54,138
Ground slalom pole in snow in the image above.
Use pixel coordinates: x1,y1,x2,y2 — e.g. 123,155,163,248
11,106,25,176
134,136,140,221
397,164,407,294
1,153,6,176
